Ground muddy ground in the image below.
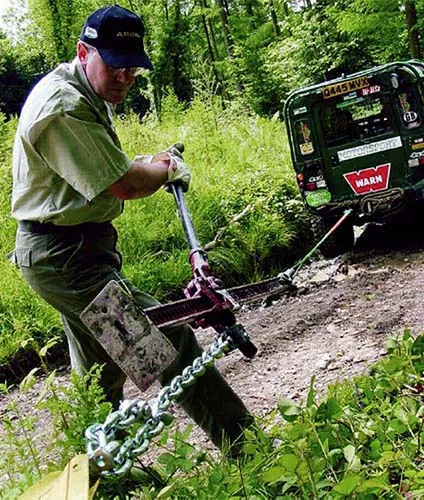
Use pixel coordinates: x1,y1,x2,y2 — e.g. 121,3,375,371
2,220,424,478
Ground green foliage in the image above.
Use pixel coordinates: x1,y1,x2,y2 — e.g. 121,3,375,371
0,358,111,498
3,0,423,118
332,0,409,64
38,365,112,460
115,96,310,296
0,112,62,363
25,0,103,65
3,327,424,498
0,382,44,498
127,331,424,498
88,330,424,499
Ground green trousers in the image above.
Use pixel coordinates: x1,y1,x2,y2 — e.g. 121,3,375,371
12,224,253,452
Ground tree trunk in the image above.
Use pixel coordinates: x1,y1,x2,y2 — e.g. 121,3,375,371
405,0,421,59
269,0,280,37
198,0,229,98
202,0,220,61
215,0,232,57
46,0,72,62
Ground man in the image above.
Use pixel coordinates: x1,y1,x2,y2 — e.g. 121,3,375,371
10,5,252,455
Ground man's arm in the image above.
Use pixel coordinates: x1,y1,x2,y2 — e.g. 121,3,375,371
107,158,169,200
108,150,191,200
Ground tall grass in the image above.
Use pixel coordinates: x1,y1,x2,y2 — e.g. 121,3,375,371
0,98,311,365
0,114,63,363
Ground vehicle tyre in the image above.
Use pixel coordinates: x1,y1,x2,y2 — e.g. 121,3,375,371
311,215,354,258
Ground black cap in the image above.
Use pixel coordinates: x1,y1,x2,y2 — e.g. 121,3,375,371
80,5,153,70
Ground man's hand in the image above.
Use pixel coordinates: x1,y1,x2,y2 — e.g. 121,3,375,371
166,143,184,159
166,154,191,192
151,145,191,192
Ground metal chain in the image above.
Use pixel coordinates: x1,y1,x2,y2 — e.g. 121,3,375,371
86,333,231,478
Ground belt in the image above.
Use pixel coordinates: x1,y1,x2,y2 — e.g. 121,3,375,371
19,220,113,234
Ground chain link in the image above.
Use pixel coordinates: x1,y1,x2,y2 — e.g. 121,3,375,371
86,333,231,478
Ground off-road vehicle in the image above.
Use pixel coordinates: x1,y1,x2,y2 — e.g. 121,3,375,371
284,60,424,257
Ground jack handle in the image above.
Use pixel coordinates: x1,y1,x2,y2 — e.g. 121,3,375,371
169,183,211,280
166,143,212,282
169,182,258,358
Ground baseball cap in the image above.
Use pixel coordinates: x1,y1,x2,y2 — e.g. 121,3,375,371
80,5,153,70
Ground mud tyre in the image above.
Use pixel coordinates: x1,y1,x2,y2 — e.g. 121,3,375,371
311,215,354,258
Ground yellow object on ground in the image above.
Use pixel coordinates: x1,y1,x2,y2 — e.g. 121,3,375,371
18,454,99,500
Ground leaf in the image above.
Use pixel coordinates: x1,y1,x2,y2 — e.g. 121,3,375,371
157,483,177,499
343,445,356,464
332,474,362,494
385,338,398,354
306,375,316,408
411,335,424,373
316,397,341,422
315,479,333,489
262,466,285,483
383,357,403,374
356,477,388,492
411,335,424,355
39,336,60,358
19,367,40,392
45,370,57,387
280,454,299,473
277,397,301,422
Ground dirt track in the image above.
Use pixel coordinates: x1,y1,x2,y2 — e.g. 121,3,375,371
146,220,424,455
2,220,424,475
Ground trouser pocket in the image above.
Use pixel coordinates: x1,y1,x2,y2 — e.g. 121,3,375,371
8,247,32,267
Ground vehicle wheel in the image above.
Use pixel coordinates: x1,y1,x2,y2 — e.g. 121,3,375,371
311,215,354,258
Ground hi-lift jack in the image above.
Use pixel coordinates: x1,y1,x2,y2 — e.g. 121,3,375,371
81,145,353,388
142,183,352,355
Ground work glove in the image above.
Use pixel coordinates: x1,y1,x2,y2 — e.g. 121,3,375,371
167,154,191,192
134,144,190,192
152,143,191,192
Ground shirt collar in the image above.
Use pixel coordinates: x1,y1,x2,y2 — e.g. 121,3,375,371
70,57,115,116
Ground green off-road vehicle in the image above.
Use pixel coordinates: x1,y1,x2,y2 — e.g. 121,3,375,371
284,60,424,257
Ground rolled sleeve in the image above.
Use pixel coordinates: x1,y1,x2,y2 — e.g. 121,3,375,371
35,112,132,201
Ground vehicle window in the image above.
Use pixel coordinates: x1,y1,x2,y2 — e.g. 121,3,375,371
320,94,394,147
397,89,422,129
294,120,315,156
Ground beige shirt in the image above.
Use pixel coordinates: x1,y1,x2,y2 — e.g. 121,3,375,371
11,57,132,225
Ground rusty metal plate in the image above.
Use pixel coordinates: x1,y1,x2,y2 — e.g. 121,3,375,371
80,280,177,391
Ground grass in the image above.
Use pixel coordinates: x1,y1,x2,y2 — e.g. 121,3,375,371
0,97,311,364
2,330,424,499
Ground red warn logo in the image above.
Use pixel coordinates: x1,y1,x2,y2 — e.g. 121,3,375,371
343,164,390,195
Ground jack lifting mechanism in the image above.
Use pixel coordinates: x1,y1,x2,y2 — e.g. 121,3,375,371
80,148,353,479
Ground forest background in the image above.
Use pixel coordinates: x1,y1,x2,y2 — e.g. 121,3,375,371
1,0,423,119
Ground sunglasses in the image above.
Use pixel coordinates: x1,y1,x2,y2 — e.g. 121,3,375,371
106,66,145,77
84,44,145,77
